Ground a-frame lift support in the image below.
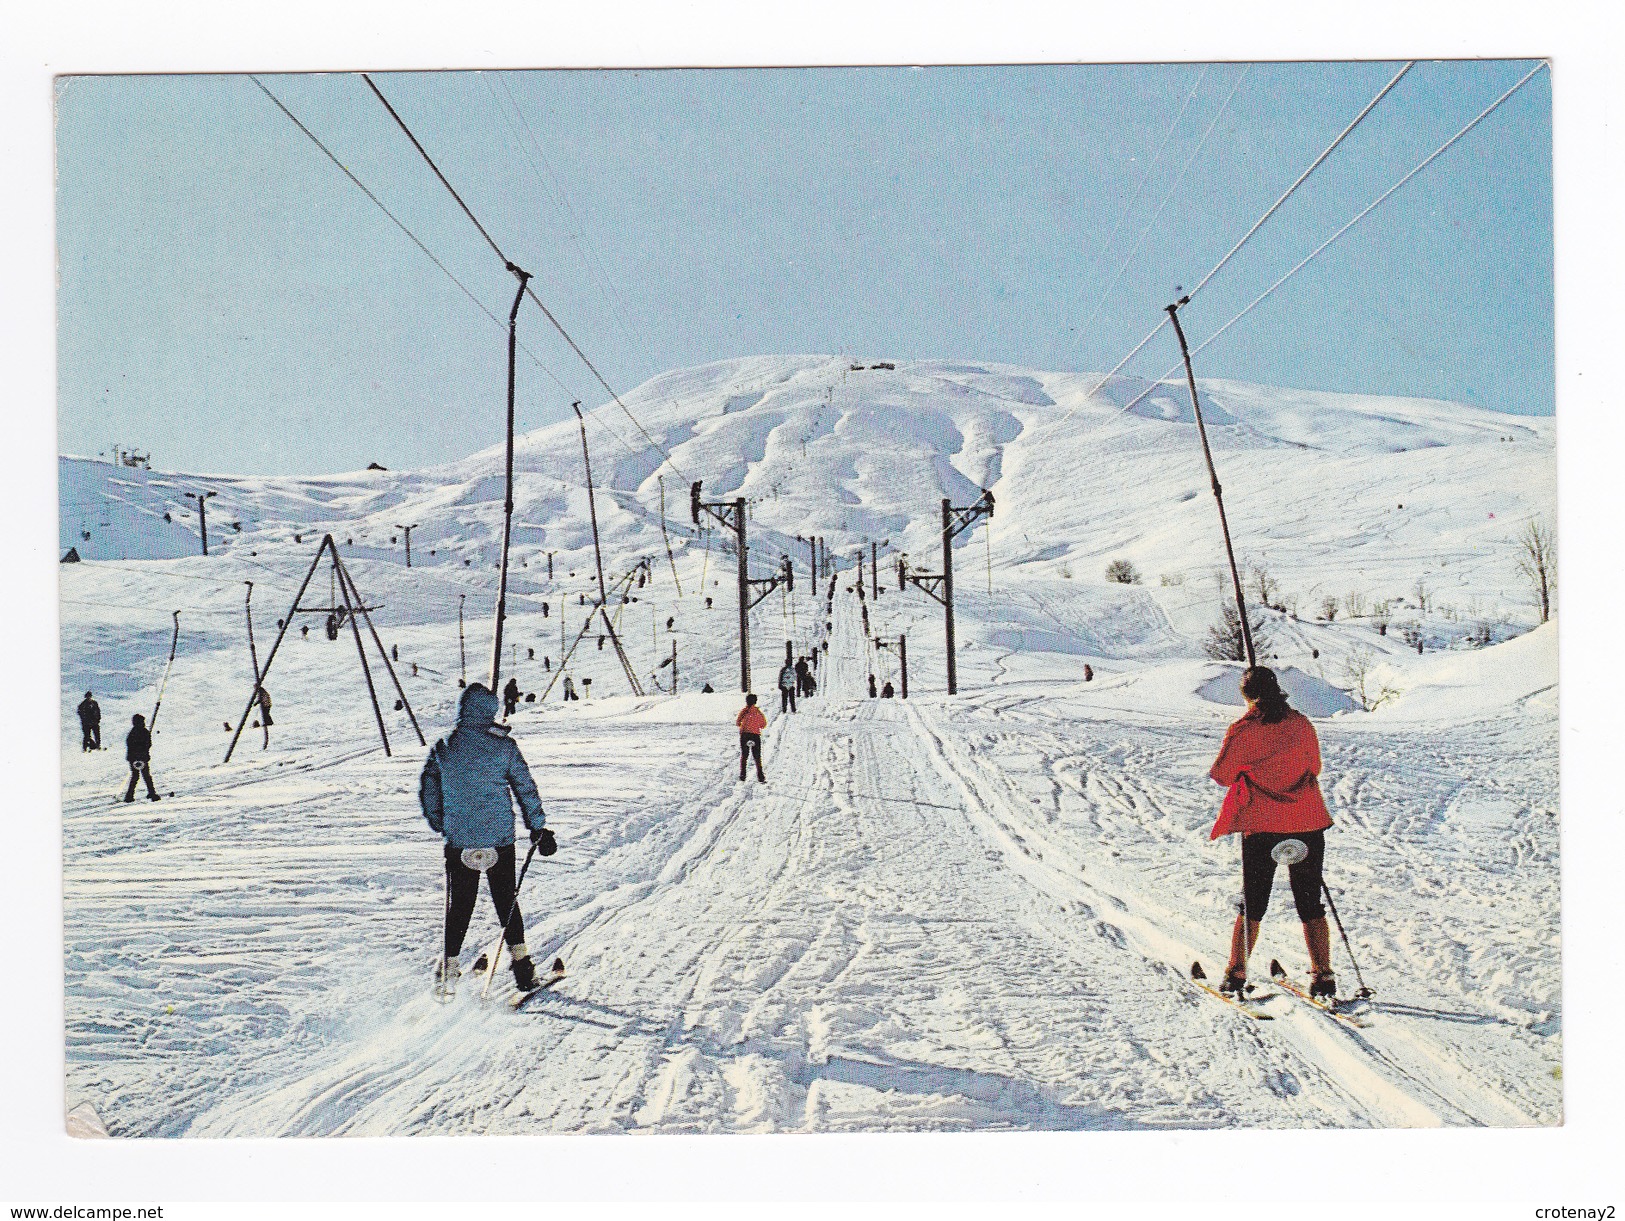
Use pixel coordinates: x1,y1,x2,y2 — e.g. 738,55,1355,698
223,534,425,763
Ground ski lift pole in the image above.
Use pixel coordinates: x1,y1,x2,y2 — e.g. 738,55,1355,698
1166,298,1255,668
149,611,181,731
244,582,267,750
490,264,532,692
1168,297,1260,989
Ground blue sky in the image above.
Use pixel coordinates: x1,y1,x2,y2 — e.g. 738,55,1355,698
56,61,1552,475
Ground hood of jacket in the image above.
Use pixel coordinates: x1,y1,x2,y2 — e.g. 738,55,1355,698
457,683,501,726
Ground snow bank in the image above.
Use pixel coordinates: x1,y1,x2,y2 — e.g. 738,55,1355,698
1366,621,1557,722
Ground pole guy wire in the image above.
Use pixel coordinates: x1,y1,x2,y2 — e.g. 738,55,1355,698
362,73,692,484
1111,61,1549,419
1058,60,1415,430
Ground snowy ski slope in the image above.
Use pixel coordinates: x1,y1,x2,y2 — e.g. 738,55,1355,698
60,357,1558,1133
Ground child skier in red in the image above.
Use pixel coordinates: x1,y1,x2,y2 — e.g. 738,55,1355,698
737,693,767,783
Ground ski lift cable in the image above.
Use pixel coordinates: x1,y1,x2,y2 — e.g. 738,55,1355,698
1056,59,1416,432
1110,60,1549,420
1074,64,1252,349
487,76,655,395
250,75,664,502
1071,64,1211,344
247,75,577,404
361,74,693,486
1187,60,1413,303
251,75,647,476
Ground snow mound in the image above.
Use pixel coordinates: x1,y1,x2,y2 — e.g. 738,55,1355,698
1196,664,1358,717
1368,621,1557,721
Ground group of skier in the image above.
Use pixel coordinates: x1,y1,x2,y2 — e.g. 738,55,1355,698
77,691,163,803
775,653,818,713
72,580,1345,1007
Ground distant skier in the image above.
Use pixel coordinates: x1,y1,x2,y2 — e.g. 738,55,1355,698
1084,664,1094,683
795,656,810,697
868,674,878,699
419,683,555,995
502,677,521,718
76,691,101,752
777,660,798,714
881,681,895,699
562,676,579,702
1208,666,1335,1000
803,671,817,699
736,693,767,783
256,687,273,729
701,682,715,694
123,713,160,803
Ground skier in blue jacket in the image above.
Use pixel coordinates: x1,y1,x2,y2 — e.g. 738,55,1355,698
420,684,556,994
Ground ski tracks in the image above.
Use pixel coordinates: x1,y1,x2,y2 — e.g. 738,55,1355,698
904,698,1548,1127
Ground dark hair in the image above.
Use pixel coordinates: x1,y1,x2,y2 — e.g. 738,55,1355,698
1241,666,1291,724
745,693,758,706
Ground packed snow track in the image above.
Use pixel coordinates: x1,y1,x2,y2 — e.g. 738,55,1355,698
64,587,1557,1134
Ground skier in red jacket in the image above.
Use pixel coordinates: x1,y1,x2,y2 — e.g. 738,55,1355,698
1209,666,1335,1000
736,693,767,783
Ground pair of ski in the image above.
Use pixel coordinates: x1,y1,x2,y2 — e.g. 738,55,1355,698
474,951,566,1010
1190,960,1370,1028
434,953,566,1009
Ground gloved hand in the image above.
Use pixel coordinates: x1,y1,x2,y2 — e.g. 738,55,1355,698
532,827,557,857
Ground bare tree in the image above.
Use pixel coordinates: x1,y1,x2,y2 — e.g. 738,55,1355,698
1517,517,1556,623
1342,645,1398,711
1372,600,1391,636
1319,596,1339,622
1204,602,1270,662
1342,590,1368,619
1249,562,1280,610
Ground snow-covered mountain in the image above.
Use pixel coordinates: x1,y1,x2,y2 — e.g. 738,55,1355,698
58,357,1559,1135
63,353,1553,633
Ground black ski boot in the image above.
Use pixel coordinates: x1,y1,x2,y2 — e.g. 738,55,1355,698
1219,969,1249,998
511,944,538,992
1309,970,1337,1002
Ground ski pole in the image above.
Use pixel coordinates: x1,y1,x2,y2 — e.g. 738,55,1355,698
479,840,540,1000
434,855,454,1004
1321,880,1373,999
149,611,181,731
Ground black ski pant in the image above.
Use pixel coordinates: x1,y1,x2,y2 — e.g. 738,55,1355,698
124,760,158,802
780,688,796,714
81,721,100,751
739,732,765,781
443,843,526,957
1240,830,1326,922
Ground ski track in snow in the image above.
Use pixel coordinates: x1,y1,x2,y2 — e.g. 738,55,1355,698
61,357,1558,1134
65,587,1557,1135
